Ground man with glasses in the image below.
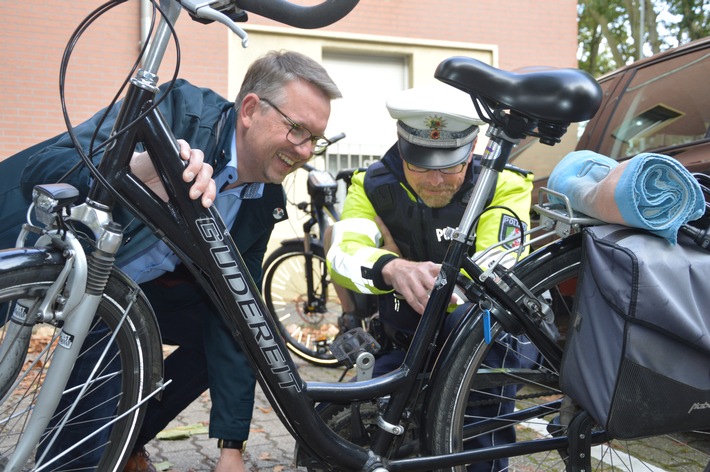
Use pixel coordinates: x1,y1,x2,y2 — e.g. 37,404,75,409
326,84,534,472
123,50,341,472
17,50,341,472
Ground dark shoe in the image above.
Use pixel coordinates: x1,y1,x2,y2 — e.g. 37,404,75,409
123,447,157,472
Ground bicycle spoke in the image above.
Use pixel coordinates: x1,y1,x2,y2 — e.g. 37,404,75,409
0,268,157,470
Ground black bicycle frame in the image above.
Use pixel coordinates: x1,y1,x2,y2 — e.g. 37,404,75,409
82,76,442,470
83,75,591,471
79,62,601,472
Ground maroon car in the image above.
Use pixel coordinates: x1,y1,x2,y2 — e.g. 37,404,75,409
510,35,710,208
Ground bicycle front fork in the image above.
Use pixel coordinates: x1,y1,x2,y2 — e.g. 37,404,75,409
3,188,123,471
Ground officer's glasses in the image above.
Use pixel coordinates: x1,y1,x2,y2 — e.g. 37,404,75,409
260,98,332,155
405,161,467,175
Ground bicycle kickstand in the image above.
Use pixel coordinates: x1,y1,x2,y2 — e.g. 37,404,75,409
566,411,595,472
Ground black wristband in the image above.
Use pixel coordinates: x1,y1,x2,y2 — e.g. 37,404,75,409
217,439,246,452
371,254,398,291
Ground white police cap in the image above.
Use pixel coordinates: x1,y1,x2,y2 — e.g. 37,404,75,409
387,83,484,169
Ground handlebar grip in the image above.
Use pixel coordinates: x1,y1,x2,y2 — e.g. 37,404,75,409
328,132,346,144
235,0,359,29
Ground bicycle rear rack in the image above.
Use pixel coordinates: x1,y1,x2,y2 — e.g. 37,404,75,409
533,187,603,238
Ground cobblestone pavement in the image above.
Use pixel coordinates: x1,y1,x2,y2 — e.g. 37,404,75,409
143,358,344,472
143,356,710,472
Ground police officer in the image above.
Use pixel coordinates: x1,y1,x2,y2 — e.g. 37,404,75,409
327,83,535,471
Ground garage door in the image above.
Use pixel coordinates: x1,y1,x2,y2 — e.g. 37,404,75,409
322,52,408,172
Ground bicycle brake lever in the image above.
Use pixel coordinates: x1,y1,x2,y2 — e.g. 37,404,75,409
179,0,250,47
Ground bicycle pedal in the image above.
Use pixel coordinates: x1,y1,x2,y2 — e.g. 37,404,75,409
329,327,380,368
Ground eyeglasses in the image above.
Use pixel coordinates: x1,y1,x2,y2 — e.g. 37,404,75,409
260,98,332,155
405,161,467,175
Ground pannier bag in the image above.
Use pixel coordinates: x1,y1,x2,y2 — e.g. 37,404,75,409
560,224,710,439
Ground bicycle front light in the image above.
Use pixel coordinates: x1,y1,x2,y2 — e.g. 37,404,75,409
32,184,79,225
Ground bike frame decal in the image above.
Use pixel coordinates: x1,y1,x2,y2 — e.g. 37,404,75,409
58,331,75,349
195,216,300,391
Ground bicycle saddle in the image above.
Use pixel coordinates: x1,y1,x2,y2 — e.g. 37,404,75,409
435,57,602,125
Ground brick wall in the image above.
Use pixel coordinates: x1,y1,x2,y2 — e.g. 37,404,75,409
2,0,577,160
248,0,578,71
1,0,228,159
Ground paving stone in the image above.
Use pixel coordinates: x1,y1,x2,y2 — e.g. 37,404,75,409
143,358,345,471
143,357,710,471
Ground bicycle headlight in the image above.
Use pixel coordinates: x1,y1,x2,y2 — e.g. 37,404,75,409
32,184,79,225
307,170,338,206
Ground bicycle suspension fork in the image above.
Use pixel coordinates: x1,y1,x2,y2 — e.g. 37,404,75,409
4,202,123,471
303,203,334,313
301,213,321,311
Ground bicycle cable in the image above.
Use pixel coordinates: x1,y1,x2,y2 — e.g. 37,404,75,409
467,205,527,264
57,0,182,215
57,0,140,184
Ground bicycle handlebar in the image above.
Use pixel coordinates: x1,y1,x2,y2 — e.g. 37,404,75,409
235,0,359,29
327,132,346,144
179,0,359,46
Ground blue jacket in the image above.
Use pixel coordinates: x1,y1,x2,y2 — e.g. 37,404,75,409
2,79,287,287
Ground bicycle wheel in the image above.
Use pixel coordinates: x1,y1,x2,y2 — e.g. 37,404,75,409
427,236,710,471
263,243,342,366
0,262,160,471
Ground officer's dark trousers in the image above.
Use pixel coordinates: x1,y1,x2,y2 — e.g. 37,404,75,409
374,305,538,472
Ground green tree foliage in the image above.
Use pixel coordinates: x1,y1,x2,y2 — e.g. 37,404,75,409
666,0,710,41
578,0,710,77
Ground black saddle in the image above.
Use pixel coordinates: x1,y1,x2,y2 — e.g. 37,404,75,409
435,57,602,125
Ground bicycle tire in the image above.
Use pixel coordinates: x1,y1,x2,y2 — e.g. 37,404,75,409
426,237,710,471
0,262,160,471
262,243,342,367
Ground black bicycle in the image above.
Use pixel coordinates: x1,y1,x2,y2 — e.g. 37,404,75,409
263,159,376,367
3,1,710,471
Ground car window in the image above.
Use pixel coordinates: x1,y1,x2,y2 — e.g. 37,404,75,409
599,49,710,159
508,121,587,181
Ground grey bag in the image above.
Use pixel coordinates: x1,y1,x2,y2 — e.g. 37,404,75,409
560,224,710,439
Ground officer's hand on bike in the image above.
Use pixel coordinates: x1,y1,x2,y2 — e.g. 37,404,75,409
130,139,216,208
381,258,442,315
378,217,458,314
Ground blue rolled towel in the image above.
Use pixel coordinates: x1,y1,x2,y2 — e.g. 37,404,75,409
547,150,705,244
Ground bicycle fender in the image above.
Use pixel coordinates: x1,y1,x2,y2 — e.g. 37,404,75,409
428,235,579,384
424,235,583,425
428,305,482,391
0,247,164,396
277,238,304,247
109,267,165,397
277,238,324,250
0,246,65,272
274,239,326,257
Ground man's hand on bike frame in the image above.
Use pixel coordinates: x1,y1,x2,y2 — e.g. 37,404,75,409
130,139,217,207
